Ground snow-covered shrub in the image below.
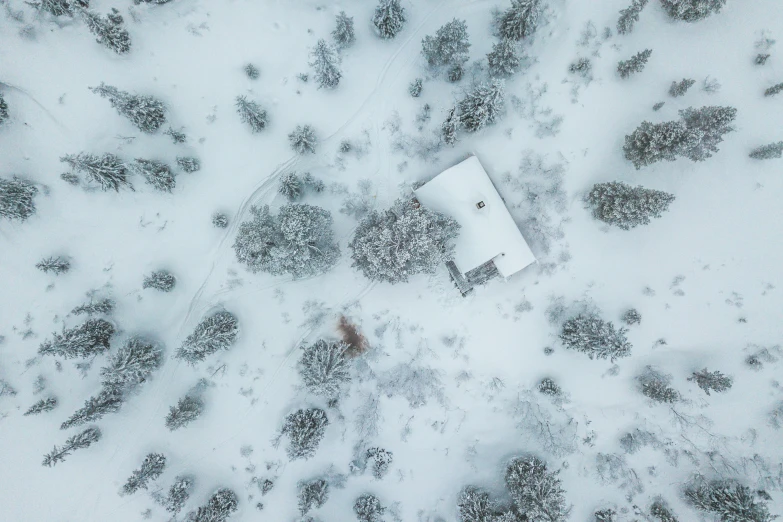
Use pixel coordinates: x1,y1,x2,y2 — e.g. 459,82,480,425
39,318,114,359
669,78,695,97
0,177,38,221
559,313,631,361
505,456,569,522
568,57,592,77
298,339,351,398
354,493,385,522
24,396,58,416
235,95,268,132
622,120,688,169
234,204,339,278
755,54,770,66
457,486,494,522
132,158,175,192
244,63,260,79
749,141,783,160
192,488,238,522
595,509,617,521
165,394,204,430
661,0,726,22
42,426,101,467
176,311,239,364
365,447,393,479
653,101,665,111
421,19,470,69
349,198,459,283
90,83,165,133
621,308,642,325
26,0,89,17
61,152,132,192
617,49,652,78
409,78,423,97
638,367,679,403
122,453,166,495
458,80,505,132
81,9,131,54
165,127,186,143
333,11,355,48
372,0,406,40
448,63,465,82
441,106,459,145
71,298,114,316
764,83,783,97
161,475,193,514
617,0,648,35
684,478,774,522
687,368,732,395
586,181,675,230
100,337,163,392
143,270,176,292
298,478,329,515
176,156,200,172
0,93,8,124
212,212,229,228
537,377,561,397
496,0,543,41
649,498,679,522
289,125,318,154
280,408,329,460
488,39,522,78
302,172,324,192
60,388,123,429
310,39,341,89
678,105,737,161
36,256,71,275
278,172,303,201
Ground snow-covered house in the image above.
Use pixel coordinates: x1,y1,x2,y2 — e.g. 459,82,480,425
414,156,536,294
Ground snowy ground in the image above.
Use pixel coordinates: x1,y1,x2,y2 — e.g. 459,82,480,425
1,0,782,520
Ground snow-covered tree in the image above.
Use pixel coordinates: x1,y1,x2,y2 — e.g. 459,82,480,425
638,367,679,403
100,337,163,392
457,486,494,522
457,80,505,132
60,388,124,429
621,308,642,325
81,9,131,54
559,313,631,361
421,19,470,69
586,181,675,230
298,478,329,515
365,447,393,479
622,120,689,169
505,456,569,522
132,158,175,192
488,38,522,78
60,152,132,192
0,93,8,124
279,172,303,201
36,256,71,275
298,339,351,398
616,0,648,35
302,172,324,193
0,177,38,221
280,408,329,460
688,368,733,395
176,311,239,364
537,377,561,397
176,156,200,172
26,0,89,17
678,105,737,162
235,95,268,132
233,204,340,278
71,298,114,316
192,488,238,522
212,212,229,228
143,270,176,292
756,53,770,66
90,83,166,133
684,478,774,522
749,141,783,160
39,318,115,359
617,49,652,79
448,63,465,82
650,498,679,522
310,39,342,89
289,125,318,154
372,0,405,39
661,0,726,22
165,127,187,143
165,394,204,430
24,396,58,416
669,78,695,97
244,63,260,79
42,426,101,467
409,78,423,97
568,57,592,77
122,453,166,495
441,106,459,145
765,82,783,97
162,475,193,514
349,198,460,283
496,0,543,41
333,11,355,48
354,493,385,522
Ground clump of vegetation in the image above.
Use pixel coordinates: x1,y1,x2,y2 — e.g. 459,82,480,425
372,0,406,40
616,0,648,35
457,80,506,132
559,313,632,361
24,397,58,416
366,447,394,479
764,83,783,97
333,11,355,48
537,377,561,396
81,9,131,54
489,39,523,78
409,78,423,97
176,311,239,364
42,426,101,467
0,93,9,124
176,156,201,173
122,453,166,495
61,153,132,192
39,318,115,359
72,298,115,316
684,477,774,522
495,0,543,41
661,0,726,22
638,367,679,403
289,125,318,154
165,394,205,431
90,83,166,133
132,159,176,192
244,63,260,79
165,127,187,143
191,488,238,522
36,256,71,275
354,493,385,522
505,456,569,521
280,408,329,460
212,212,229,228
298,339,351,398
669,78,696,97
617,49,652,79
298,478,329,516
688,368,733,395
421,19,470,70
0,177,38,221
749,142,783,160
586,181,675,230
143,270,176,292
621,308,642,325
310,39,342,89
236,95,268,132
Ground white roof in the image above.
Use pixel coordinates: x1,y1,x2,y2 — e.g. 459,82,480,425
414,156,536,278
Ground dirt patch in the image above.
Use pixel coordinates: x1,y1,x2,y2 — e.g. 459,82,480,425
338,315,368,358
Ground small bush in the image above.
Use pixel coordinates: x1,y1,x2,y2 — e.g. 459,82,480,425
669,78,695,97
621,308,641,325
143,270,176,292
289,125,318,154
244,63,260,79
176,156,201,172
749,142,783,160
36,256,71,275
409,78,423,97
0,177,38,221
212,212,229,228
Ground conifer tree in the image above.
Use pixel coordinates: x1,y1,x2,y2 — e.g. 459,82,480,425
71,298,115,316
192,488,238,522
421,19,471,69
100,337,163,392
496,0,543,41
354,493,385,522
457,486,494,522
749,141,783,160
638,367,680,403
81,9,131,54
28,0,89,17
765,83,783,97
622,120,689,169
409,78,423,97
661,0,726,22
0,177,38,221
289,125,318,154
36,256,71,275
310,39,342,89
176,156,201,172
60,152,133,192
617,49,652,79
24,396,58,416
505,456,569,522
669,78,695,97
132,158,175,192
162,475,193,514
688,368,733,395
372,0,406,40
616,0,648,35
278,172,303,201
586,181,675,229
176,311,239,365
165,127,187,143
0,93,8,124
235,95,268,133
678,105,737,162
42,426,101,467
90,83,165,132
212,212,229,229
487,38,522,78
60,388,124,429
649,498,679,522
458,80,506,132
441,106,459,145
684,478,774,522
122,453,166,495
559,313,631,361
281,408,329,460
165,394,204,430
39,318,115,359
298,479,329,515
143,270,176,292
333,11,356,48
298,339,351,398
365,447,393,479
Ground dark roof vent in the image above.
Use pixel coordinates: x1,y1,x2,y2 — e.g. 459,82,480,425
476,201,485,209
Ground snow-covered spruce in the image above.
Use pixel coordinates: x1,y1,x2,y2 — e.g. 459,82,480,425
302,172,324,193
39,318,115,359
100,337,163,392
81,9,130,54
278,172,303,201
131,159,175,192
298,478,329,515
622,120,687,169
495,0,543,41
143,269,176,292
191,488,238,522
233,204,340,278
61,152,132,192
661,0,726,22
616,0,648,35
244,62,260,79
649,498,679,522
559,313,631,361
90,83,166,133
165,127,187,143
372,0,406,40
71,298,114,316
298,339,351,398
354,493,385,522
333,11,355,48
122,453,166,495
586,181,675,230
409,78,423,97
36,256,71,275
421,19,470,70
749,141,783,160
365,447,393,479
569,57,592,77
621,308,642,325
60,388,124,429
638,367,679,403
176,311,239,364
24,396,58,416
176,156,201,173
688,368,732,395
349,198,459,284
684,478,774,522
764,83,783,97
537,377,561,397
448,64,465,82
235,95,268,132
280,408,329,460
678,105,737,161
458,80,505,132
165,394,204,430
669,78,695,97
594,508,617,521
457,486,494,522
0,177,38,221
212,212,229,228
505,456,569,522
42,426,101,467
488,39,522,78
161,475,193,514
441,106,459,145
617,49,652,79
0,93,8,124
289,125,318,154
26,0,89,17
310,39,341,89
756,53,770,66
134,0,176,4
